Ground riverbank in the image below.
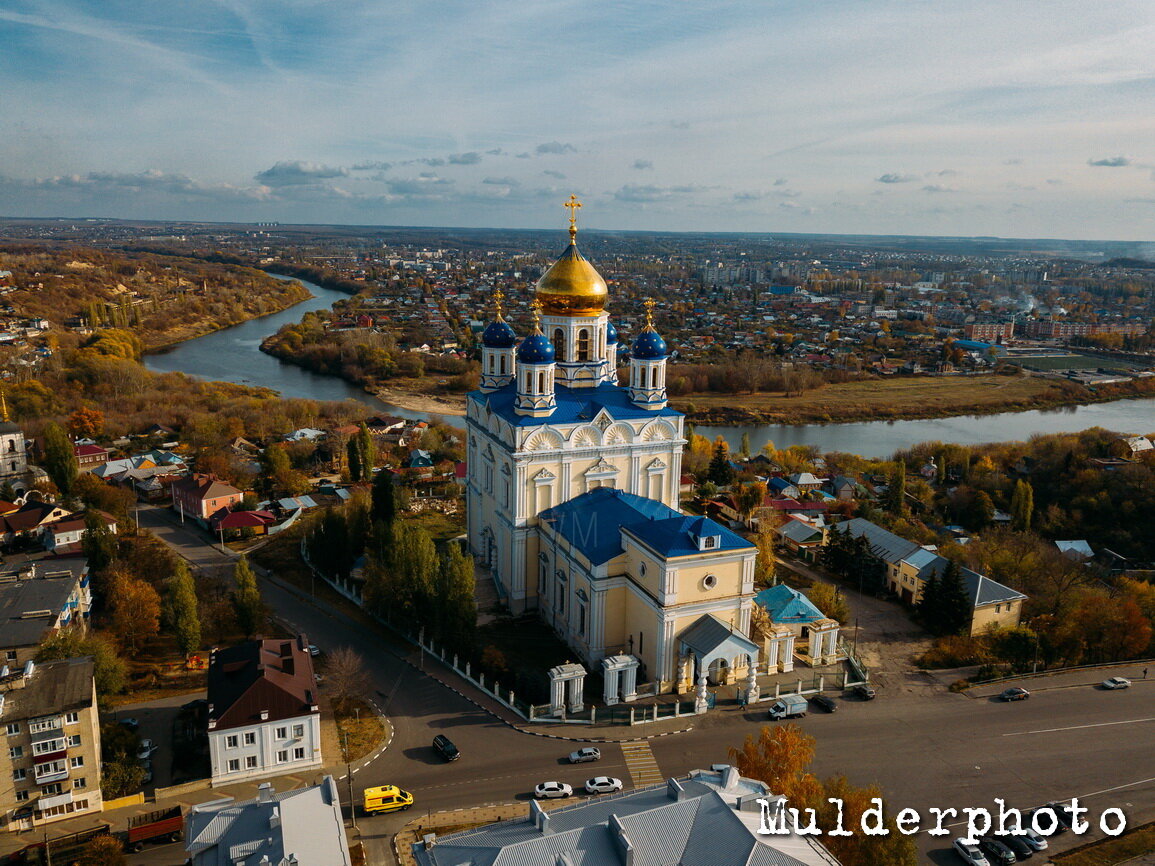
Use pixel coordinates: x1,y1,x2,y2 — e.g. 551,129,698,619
143,280,312,352
675,374,1155,425
374,382,466,417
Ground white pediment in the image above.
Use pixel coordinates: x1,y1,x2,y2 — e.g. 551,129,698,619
592,408,614,432
646,457,667,472
584,458,619,478
532,468,557,483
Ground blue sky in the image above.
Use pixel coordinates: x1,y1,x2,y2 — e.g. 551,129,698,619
4,1,1155,239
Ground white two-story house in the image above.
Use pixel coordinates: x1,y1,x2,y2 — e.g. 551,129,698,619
206,636,322,786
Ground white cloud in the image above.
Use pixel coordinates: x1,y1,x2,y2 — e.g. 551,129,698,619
877,173,917,184
1088,155,1131,167
255,161,347,186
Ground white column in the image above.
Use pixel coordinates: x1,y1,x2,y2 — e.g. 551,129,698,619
827,628,840,663
766,637,780,673
603,665,620,706
550,677,565,715
694,674,709,715
781,635,795,673
746,656,760,704
568,675,584,713
622,663,638,702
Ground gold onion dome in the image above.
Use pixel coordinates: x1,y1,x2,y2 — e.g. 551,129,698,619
534,194,608,316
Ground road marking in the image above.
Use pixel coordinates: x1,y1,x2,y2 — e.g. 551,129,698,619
1002,717,1155,737
943,775,1155,827
621,742,664,788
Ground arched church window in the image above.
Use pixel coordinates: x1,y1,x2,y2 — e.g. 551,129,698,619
576,329,591,362
553,328,566,362
499,355,506,375
537,371,545,392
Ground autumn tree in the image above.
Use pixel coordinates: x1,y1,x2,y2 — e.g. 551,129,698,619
324,646,372,712
729,724,823,809
435,543,477,651
41,420,78,496
108,569,162,653
807,583,850,625
67,406,105,440
164,561,202,656
1010,479,1034,531
346,422,377,483
231,555,264,638
81,510,118,580
77,835,126,866
753,525,777,586
736,481,767,523
37,629,126,700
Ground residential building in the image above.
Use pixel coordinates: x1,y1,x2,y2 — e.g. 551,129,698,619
73,444,110,471
831,518,1026,634
172,474,244,523
185,777,351,866
466,213,759,695
411,765,841,866
0,558,91,667
42,511,117,555
964,321,1014,342
0,500,72,544
206,636,322,785
0,658,103,832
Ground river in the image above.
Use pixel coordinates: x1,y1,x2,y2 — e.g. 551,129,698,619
144,276,425,421
144,275,1155,456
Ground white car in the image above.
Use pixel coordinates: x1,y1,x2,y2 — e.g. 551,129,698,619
584,776,623,795
568,747,602,764
1011,828,1048,852
534,781,574,799
137,739,157,759
1102,676,1131,690
308,645,321,657
953,838,990,866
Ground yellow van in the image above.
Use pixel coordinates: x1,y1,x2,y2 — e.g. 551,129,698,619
363,785,414,815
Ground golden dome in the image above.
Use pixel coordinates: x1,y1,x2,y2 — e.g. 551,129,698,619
534,195,608,317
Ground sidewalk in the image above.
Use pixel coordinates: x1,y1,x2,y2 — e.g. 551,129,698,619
965,664,1154,699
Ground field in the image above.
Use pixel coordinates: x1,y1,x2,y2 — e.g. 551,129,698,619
676,374,1084,424
1016,353,1142,371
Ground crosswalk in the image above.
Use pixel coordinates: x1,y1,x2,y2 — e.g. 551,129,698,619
620,741,664,788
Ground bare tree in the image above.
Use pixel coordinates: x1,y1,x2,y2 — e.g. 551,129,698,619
323,646,372,712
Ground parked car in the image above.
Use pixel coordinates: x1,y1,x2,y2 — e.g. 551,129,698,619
953,838,991,866
1000,687,1030,702
137,739,157,760
809,695,837,713
977,836,1017,866
853,685,876,700
308,644,321,657
998,833,1035,859
119,717,140,730
140,759,154,785
1102,676,1131,690
1026,806,1068,834
432,734,459,762
534,781,574,799
584,776,623,795
568,747,602,764
1010,829,1048,852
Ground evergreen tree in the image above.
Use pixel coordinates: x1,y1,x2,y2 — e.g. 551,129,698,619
707,437,735,486
971,490,996,528
42,421,78,496
165,562,202,656
357,422,377,480
1010,479,1034,531
346,436,362,483
882,460,906,515
231,555,264,638
938,559,973,636
740,432,751,458
917,572,943,627
371,468,397,526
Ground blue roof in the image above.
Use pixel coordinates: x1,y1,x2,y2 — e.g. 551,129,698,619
481,319,517,348
632,329,668,360
539,488,750,565
605,321,618,342
754,584,825,624
468,381,682,428
517,332,555,363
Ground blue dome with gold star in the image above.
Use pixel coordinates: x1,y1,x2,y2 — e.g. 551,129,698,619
518,333,555,364
631,330,667,360
605,320,618,343
481,319,517,349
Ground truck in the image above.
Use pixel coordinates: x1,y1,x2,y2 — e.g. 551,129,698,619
124,805,184,853
2,824,111,865
767,694,808,720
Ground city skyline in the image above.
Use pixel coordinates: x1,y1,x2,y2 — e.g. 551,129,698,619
5,1,1155,240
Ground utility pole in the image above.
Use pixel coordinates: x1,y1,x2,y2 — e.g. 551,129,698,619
852,616,859,660
344,730,358,831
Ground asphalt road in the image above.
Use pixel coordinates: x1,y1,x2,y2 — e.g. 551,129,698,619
127,507,1155,864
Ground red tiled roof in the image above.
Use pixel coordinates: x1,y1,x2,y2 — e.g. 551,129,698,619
74,444,109,457
207,637,318,731
172,473,242,502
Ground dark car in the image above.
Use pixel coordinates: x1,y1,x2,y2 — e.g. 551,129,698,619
853,685,876,700
810,695,837,713
1027,806,1068,834
432,734,459,762
978,836,1017,866
1000,687,1030,702
1000,834,1034,860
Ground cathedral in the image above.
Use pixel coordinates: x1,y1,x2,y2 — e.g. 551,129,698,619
466,200,760,695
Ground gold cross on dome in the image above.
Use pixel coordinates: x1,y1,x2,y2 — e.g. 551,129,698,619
564,194,582,239
643,297,656,328
492,288,505,319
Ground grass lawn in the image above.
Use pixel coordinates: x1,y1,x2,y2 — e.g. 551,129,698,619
334,697,387,763
475,616,587,705
406,507,466,541
1053,822,1155,865
675,374,1075,424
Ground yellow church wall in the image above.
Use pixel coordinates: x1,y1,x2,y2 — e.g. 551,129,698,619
602,585,629,653
626,547,665,601
673,558,749,604
622,586,662,680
